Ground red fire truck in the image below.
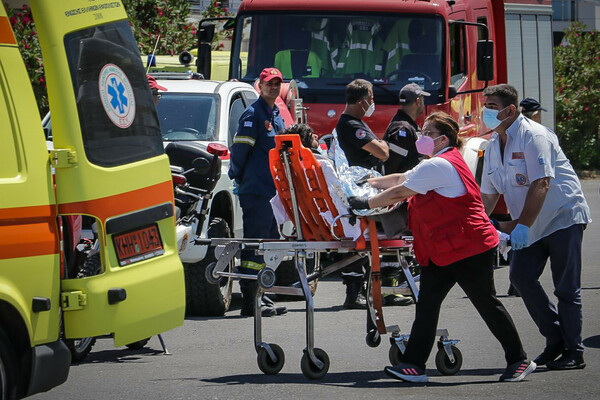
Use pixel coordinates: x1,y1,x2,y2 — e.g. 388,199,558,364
199,0,554,175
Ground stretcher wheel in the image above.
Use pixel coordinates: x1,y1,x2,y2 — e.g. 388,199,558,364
257,343,285,375
365,329,381,348
435,345,462,376
257,267,276,289
204,261,220,285
388,344,403,366
300,348,329,380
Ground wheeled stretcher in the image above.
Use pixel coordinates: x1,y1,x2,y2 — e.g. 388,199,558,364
203,134,461,379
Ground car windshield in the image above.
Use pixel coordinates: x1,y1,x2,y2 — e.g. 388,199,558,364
231,12,444,103
156,93,219,141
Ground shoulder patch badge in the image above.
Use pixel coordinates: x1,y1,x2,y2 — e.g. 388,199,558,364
398,130,407,137
355,128,367,139
244,121,253,127
538,157,546,165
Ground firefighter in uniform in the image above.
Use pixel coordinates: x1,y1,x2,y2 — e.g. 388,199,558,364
335,78,389,309
229,67,288,317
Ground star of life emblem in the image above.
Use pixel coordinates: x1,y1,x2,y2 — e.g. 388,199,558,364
99,64,136,129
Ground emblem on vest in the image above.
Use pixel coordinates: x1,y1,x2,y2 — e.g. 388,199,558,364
355,128,367,139
515,173,527,186
265,120,273,131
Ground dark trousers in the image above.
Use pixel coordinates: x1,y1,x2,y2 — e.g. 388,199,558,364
510,224,585,353
403,248,527,370
239,194,278,274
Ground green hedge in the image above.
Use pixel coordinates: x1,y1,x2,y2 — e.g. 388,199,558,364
554,23,600,170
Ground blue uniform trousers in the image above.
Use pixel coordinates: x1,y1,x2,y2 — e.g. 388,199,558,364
239,194,279,275
510,223,586,353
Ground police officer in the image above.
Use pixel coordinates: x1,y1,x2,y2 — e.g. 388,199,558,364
335,78,389,309
229,67,288,317
519,97,546,124
383,83,430,174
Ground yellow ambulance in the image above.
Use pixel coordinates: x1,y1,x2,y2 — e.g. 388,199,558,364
0,1,185,397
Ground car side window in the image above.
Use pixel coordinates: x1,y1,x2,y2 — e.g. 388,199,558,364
229,95,246,146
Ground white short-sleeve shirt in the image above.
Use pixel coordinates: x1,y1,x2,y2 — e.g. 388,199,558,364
403,148,467,198
481,115,591,243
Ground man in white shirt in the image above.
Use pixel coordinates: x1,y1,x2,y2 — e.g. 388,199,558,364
480,84,591,370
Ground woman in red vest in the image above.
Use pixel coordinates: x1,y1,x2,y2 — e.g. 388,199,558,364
349,112,535,383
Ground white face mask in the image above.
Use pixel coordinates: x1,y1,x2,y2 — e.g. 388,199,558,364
364,101,375,117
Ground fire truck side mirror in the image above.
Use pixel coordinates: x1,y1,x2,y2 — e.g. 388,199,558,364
477,40,494,82
198,23,216,43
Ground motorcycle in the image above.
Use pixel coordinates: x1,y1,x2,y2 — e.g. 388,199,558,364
166,141,234,316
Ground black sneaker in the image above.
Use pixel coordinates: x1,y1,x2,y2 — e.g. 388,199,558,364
499,360,536,382
533,343,563,366
384,362,428,383
547,351,586,370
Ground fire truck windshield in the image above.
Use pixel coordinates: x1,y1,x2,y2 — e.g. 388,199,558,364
231,13,444,104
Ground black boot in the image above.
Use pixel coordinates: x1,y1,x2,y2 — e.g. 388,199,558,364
240,280,287,317
381,267,413,307
343,276,367,309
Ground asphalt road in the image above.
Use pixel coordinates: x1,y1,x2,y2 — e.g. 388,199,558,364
33,179,600,400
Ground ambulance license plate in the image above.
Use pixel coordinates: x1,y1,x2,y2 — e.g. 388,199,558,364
113,224,164,266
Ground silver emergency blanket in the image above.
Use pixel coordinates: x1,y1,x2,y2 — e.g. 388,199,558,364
329,129,397,217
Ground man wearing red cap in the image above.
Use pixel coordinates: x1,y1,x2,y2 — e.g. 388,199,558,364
229,67,288,317
147,74,167,106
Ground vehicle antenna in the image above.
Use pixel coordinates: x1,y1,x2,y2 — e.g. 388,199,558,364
146,35,161,74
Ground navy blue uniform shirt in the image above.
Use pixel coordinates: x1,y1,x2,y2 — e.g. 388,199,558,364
228,96,286,196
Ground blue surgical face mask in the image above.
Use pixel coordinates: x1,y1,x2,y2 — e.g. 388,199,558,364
482,106,509,130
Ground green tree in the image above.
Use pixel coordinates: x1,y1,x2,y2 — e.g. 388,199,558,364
124,0,196,55
554,22,600,169
5,4,48,116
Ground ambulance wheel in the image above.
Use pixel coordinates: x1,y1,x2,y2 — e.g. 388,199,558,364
185,218,233,316
300,348,330,380
275,257,318,301
0,327,20,399
388,344,403,366
435,345,462,376
125,338,150,350
365,329,381,348
257,344,285,375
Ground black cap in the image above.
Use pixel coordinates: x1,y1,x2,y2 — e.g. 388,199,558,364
399,83,431,103
519,97,547,112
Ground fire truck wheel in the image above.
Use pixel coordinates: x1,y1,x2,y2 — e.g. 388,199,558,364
0,327,19,399
274,256,318,301
257,344,285,375
184,218,233,316
300,348,330,380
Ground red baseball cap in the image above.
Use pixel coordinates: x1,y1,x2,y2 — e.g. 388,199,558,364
259,67,283,82
147,74,167,91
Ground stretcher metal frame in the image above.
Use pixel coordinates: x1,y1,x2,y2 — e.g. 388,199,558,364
201,134,461,379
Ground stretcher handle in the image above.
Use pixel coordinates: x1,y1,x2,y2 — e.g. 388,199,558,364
330,213,357,241
280,147,304,240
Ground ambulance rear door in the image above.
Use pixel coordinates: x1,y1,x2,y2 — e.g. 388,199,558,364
30,0,185,346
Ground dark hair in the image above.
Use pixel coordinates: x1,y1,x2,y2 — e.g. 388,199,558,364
284,123,316,149
424,112,463,150
482,84,519,108
345,79,372,104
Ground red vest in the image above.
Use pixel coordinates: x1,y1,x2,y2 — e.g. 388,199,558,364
408,148,498,266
